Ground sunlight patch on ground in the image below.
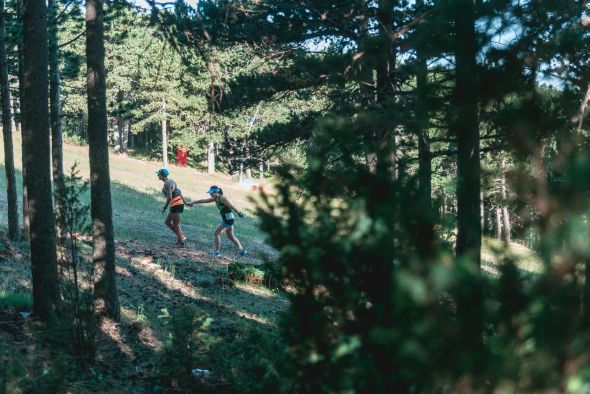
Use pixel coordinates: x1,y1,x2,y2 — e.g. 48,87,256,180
234,282,278,299
132,254,210,302
235,310,274,326
138,326,163,352
481,237,544,277
99,317,135,358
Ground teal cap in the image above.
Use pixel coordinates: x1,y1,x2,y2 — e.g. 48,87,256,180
156,168,170,177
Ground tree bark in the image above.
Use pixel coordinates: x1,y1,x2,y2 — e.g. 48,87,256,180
416,0,434,258
496,207,502,240
451,0,483,368
87,0,120,321
161,98,168,167
207,141,215,174
116,114,123,153
121,118,128,155
23,0,59,321
453,0,481,263
501,159,511,243
17,0,29,235
10,96,17,133
0,0,19,241
48,0,66,241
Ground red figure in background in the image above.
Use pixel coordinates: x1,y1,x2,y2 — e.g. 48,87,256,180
176,145,188,166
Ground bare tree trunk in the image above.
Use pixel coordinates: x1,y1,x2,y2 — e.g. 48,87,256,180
259,160,264,180
454,2,481,264
116,115,123,153
415,0,434,258
501,159,511,243
207,141,215,174
10,96,17,133
161,98,168,167
0,0,18,241
480,192,485,233
128,121,133,150
496,207,502,240
87,0,120,321
576,82,590,131
23,0,59,321
120,118,128,155
17,0,28,236
48,0,65,242
452,0,483,365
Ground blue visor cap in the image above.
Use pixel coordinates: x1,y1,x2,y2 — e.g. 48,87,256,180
156,168,170,177
207,187,220,194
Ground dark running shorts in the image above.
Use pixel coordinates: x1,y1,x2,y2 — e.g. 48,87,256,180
220,219,235,228
170,205,184,214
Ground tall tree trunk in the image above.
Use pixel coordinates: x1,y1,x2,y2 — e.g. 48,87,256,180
259,160,264,180
416,0,434,258
207,141,215,174
452,0,483,370
496,207,502,240
121,119,128,155
375,0,397,176
48,0,65,241
128,121,134,149
116,114,123,153
454,0,481,263
480,192,485,233
17,0,29,235
10,96,17,133
23,0,59,321
161,98,168,167
0,0,19,241
501,159,511,243
87,0,120,321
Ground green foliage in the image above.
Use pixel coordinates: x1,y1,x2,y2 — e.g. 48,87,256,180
0,293,32,310
158,306,216,387
55,164,95,361
0,348,73,394
228,261,282,289
212,323,294,394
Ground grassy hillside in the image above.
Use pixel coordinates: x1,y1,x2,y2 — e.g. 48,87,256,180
0,134,288,393
0,133,271,255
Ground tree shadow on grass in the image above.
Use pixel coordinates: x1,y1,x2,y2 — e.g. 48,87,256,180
0,165,288,393
90,247,289,392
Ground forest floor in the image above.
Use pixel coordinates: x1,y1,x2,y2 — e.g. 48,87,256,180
0,236,288,393
0,135,289,393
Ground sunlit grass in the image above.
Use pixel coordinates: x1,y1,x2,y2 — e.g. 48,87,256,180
0,132,271,253
481,236,543,277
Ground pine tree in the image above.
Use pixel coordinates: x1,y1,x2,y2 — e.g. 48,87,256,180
23,0,59,321
87,0,119,321
0,0,19,241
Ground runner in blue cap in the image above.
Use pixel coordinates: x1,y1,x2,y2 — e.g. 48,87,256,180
156,168,188,247
189,185,246,257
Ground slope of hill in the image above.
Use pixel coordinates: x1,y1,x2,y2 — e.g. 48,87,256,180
0,134,288,392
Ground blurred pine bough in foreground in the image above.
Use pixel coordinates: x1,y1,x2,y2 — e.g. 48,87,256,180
255,121,590,392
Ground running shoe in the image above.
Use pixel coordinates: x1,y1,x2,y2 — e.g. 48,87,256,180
209,251,221,257
237,249,247,258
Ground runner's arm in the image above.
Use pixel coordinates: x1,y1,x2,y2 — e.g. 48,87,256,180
182,196,194,207
220,196,244,217
193,197,215,204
